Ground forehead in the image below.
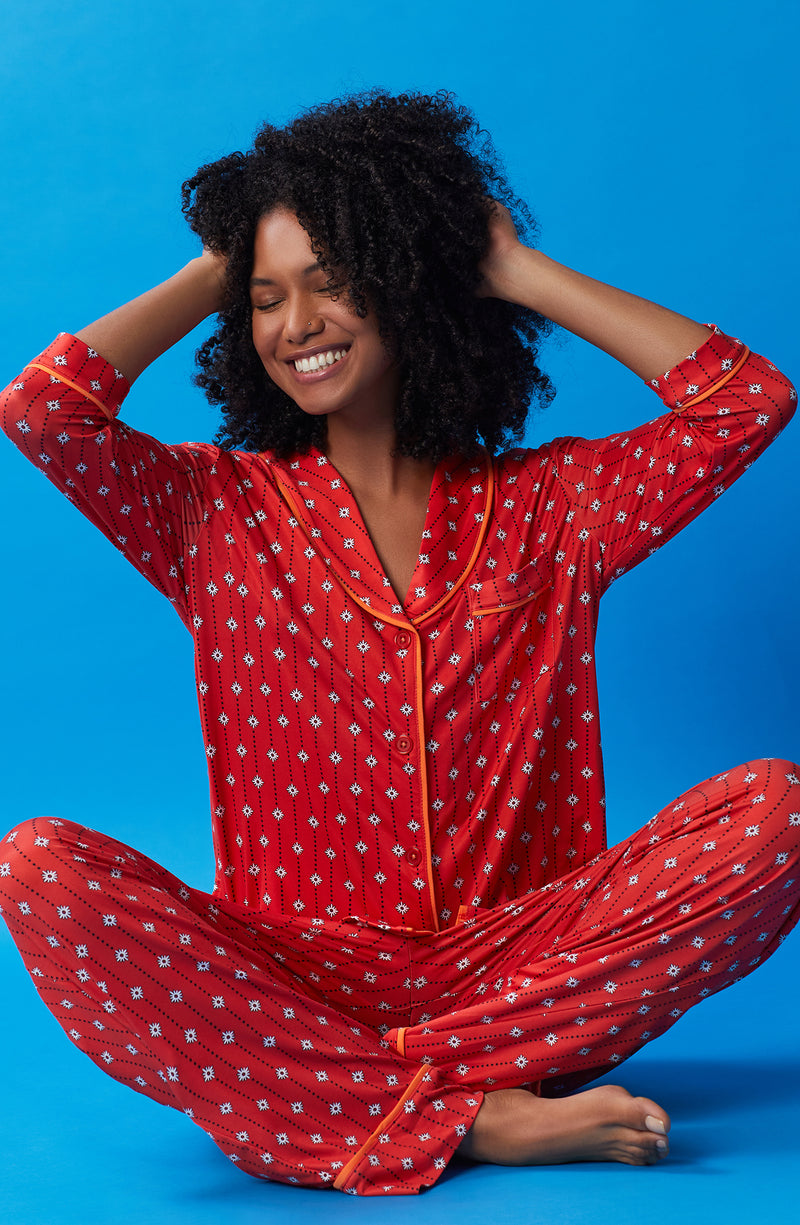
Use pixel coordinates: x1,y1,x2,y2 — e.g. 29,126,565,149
251,208,320,280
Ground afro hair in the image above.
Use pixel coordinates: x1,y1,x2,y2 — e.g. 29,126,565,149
181,89,555,461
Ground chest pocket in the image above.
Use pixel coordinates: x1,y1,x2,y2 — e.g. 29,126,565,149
467,556,554,706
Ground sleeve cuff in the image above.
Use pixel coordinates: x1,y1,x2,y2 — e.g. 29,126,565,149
24,333,131,421
645,323,750,412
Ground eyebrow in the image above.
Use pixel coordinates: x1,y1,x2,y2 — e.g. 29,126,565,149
249,262,323,287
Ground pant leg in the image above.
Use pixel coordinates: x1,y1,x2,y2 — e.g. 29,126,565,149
386,758,800,1095
0,817,481,1195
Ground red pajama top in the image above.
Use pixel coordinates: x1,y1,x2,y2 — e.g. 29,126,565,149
2,327,795,932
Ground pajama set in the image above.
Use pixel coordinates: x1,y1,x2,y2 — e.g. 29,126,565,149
1,324,798,1195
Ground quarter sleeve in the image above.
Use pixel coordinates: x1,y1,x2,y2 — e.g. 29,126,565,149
542,325,796,589
1,333,220,625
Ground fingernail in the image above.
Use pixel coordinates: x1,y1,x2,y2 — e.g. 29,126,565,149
657,1139,668,1151
645,1115,667,1134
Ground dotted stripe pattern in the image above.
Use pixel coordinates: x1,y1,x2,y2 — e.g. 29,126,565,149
0,328,795,933
1,759,799,1192
0,327,798,1193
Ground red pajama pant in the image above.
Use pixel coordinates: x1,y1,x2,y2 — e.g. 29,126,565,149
2,757,799,1195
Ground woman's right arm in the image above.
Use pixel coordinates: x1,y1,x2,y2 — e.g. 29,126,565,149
0,251,229,621
75,250,226,383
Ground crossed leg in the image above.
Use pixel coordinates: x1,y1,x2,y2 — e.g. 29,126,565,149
1,759,798,1191
0,818,481,1194
405,758,800,1168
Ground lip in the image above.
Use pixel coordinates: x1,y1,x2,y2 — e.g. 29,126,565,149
284,344,352,384
284,343,351,364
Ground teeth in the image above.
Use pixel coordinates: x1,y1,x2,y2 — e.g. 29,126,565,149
294,348,347,373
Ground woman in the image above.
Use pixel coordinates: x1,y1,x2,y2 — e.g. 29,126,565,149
1,90,797,1196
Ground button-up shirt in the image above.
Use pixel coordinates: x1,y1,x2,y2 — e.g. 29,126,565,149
2,326,794,931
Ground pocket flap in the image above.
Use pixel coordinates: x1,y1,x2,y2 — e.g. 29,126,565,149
468,553,553,615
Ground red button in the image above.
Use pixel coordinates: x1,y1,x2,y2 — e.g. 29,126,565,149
396,735,413,754
394,630,411,648
406,848,422,867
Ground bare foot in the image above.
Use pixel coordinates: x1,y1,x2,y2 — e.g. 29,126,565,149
458,1084,670,1167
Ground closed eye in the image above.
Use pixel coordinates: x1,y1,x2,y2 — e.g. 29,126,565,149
252,284,345,312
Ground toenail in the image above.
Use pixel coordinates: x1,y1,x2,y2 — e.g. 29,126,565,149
645,1115,667,1134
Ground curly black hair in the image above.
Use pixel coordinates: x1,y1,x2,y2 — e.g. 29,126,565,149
181,90,555,461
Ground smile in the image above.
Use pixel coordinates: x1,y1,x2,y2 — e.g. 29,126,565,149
285,345,352,384
293,348,348,373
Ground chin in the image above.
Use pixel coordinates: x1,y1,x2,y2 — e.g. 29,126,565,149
291,396,344,419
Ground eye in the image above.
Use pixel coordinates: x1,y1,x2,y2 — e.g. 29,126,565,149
252,300,281,313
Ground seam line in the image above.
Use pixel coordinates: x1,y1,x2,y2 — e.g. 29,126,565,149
413,629,439,932
674,345,750,412
415,451,495,625
333,1064,429,1191
270,472,412,628
26,364,118,420
471,583,553,617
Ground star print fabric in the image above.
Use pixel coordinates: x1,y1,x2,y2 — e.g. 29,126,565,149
2,326,795,927
0,817,482,1191
2,759,800,1192
1,324,798,1193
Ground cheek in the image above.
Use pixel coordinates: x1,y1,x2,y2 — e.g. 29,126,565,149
251,321,279,369
368,340,397,379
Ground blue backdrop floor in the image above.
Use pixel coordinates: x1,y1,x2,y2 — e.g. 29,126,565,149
2,931,796,1225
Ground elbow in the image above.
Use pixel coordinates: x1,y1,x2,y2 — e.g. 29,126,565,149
769,366,797,436
0,380,35,451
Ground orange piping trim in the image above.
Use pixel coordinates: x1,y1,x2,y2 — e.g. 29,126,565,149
394,1026,407,1058
270,472,412,629
674,345,750,412
471,584,553,618
455,903,470,927
26,364,117,421
272,469,440,933
412,625,439,932
271,453,495,632
415,451,495,626
333,1064,428,1191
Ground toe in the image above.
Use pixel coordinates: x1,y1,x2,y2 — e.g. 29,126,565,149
636,1095,671,1135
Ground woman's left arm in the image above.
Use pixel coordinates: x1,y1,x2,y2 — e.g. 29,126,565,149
480,205,796,588
479,203,711,381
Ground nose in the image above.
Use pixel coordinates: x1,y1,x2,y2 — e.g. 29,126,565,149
285,296,324,346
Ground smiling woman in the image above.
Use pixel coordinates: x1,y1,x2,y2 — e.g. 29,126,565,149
0,88,798,1198
248,208,400,429
181,90,555,460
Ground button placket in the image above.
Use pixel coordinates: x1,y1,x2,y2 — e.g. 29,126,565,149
389,621,436,927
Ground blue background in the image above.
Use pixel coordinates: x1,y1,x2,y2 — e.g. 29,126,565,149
1,1,797,1222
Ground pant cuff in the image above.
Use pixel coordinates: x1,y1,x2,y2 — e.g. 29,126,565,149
333,1063,483,1195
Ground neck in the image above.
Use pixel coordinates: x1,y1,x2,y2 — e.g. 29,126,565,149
323,412,435,501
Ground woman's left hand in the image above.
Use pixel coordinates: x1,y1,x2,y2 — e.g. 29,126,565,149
476,200,524,300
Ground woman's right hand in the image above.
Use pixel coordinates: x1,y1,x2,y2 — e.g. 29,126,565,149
75,251,230,383
476,200,526,301
198,247,229,313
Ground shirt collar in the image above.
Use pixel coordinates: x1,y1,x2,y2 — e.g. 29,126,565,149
266,446,493,625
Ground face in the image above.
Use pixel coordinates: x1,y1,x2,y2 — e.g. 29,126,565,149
249,209,399,427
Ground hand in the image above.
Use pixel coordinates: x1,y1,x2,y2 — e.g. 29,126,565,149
75,251,232,384
198,247,229,313
476,200,524,300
